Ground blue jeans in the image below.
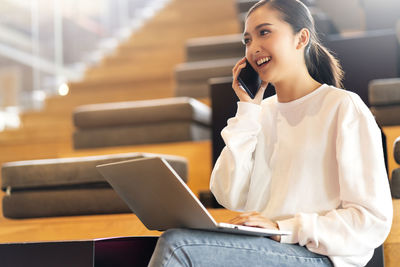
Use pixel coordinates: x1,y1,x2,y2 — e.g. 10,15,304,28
148,228,333,267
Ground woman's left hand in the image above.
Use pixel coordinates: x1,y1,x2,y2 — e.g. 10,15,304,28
230,211,281,242
231,57,268,105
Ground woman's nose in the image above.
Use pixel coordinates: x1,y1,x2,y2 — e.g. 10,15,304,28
248,40,262,56
246,47,261,60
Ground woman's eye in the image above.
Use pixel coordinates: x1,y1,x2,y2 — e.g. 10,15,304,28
260,30,270,36
242,38,251,45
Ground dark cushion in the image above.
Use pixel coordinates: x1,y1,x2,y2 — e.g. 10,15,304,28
185,34,243,62
1,153,188,191
175,58,238,82
391,168,400,198
370,106,400,126
395,136,400,164
175,58,238,97
369,78,400,106
2,187,131,219
73,122,210,149
73,97,211,129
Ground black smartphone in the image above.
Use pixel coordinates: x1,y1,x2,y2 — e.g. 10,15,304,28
237,59,262,99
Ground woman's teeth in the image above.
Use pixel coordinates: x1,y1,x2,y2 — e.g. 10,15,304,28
256,57,271,66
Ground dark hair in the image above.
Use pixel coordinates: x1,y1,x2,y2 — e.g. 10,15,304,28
247,0,344,88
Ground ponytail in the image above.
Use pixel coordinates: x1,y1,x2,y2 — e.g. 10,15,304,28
248,0,344,88
306,40,344,88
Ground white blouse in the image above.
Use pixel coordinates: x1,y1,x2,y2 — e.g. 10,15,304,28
210,84,393,266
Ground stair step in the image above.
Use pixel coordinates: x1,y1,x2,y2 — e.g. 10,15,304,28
83,62,173,82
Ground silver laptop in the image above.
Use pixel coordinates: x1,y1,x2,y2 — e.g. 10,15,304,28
96,157,291,237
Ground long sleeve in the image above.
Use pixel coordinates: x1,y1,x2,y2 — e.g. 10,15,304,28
210,101,262,210
277,94,393,266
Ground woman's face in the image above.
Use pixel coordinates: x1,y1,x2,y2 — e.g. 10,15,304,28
243,5,301,84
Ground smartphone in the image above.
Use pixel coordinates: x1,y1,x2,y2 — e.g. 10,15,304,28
237,59,262,99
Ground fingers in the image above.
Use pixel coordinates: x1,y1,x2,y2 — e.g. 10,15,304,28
228,212,281,242
231,57,247,93
229,212,261,225
229,212,279,230
231,57,270,104
229,211,259,225
243,218,273,228
232,57,247,78
232,57,253,102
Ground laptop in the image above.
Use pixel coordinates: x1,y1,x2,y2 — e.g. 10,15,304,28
96,157,291,237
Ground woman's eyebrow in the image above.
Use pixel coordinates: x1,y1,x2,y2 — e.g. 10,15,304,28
255,23,273,30
243,23,273,36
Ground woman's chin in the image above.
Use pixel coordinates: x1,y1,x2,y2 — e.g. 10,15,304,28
259,73,273,84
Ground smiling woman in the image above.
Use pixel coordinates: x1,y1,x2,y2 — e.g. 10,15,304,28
242,0,343,101
148,1,393,266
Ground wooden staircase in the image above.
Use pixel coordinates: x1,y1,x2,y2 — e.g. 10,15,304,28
0,0,240,175
0,0,241,223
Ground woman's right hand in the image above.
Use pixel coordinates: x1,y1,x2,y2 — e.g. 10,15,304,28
232,57,268,105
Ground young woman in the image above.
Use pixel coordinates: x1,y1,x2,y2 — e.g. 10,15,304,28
148,0,393,266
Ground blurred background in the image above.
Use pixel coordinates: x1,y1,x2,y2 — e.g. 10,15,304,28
0,0,168,130
0,1,398,265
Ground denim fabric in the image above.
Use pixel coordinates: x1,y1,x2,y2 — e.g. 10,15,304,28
148,228,333,267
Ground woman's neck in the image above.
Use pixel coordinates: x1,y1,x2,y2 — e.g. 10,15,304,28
273,70,322,103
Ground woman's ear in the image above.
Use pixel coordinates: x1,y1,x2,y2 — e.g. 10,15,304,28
296,28,310,50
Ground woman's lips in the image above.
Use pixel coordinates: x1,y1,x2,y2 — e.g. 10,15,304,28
256,56,271,66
